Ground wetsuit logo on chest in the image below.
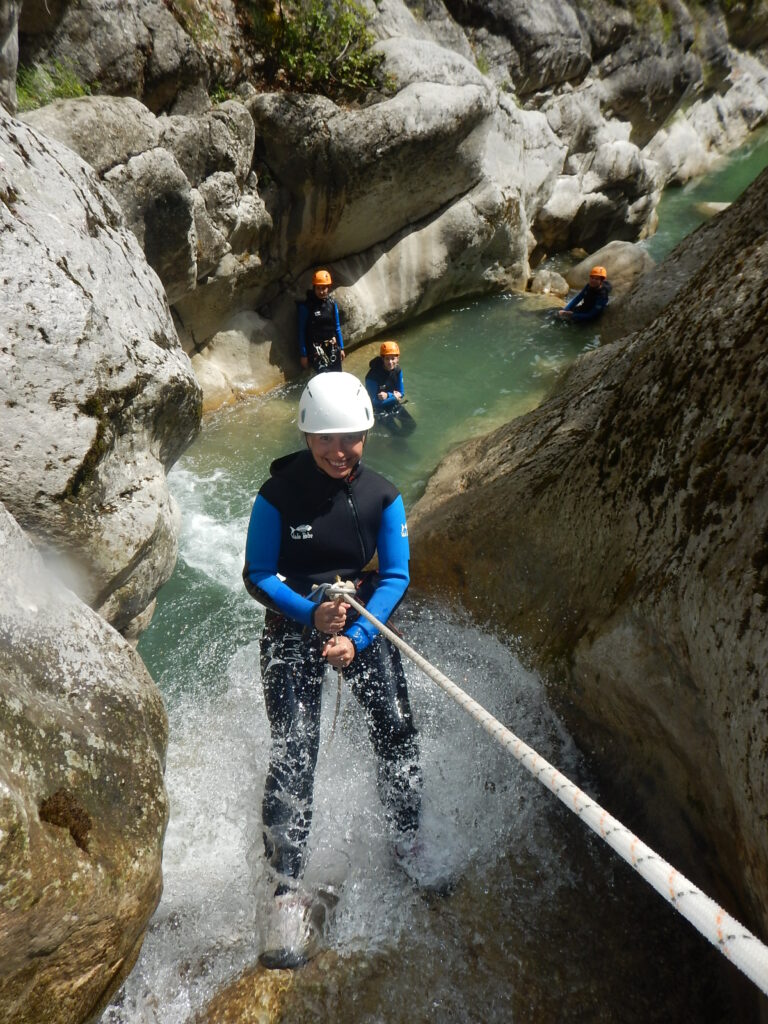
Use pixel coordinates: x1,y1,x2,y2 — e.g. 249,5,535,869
290,523,314,540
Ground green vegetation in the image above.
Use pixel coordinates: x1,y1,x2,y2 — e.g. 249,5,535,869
210,83,236,104
475,50,490,76
16,60,91,112
165,0,216,45
245,0,386,98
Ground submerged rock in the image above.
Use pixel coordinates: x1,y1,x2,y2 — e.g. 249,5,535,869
0,504,168,1024
409,166,768,945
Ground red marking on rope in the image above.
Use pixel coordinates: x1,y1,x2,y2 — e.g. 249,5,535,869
667,868,677,900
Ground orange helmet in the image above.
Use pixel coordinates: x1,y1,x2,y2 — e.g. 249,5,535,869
589,265,607,279
313,269,332,286
380,340,400,357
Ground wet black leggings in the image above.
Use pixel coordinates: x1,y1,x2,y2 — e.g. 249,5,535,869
259,614,422,880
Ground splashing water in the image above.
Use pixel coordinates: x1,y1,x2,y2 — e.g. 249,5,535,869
109,134,768,1018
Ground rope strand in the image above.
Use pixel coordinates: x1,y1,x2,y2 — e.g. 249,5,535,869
327,580,768,997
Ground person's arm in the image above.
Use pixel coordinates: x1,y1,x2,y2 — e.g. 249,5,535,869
243,495,316,625
571,287,609,322
395,368,404,399
297,303,311,368
344,495,410,653
366,375,383,411
564,285,587,313
333,302,344,353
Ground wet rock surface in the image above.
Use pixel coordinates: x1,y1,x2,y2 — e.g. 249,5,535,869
0,506,169,1024
409,167,768,947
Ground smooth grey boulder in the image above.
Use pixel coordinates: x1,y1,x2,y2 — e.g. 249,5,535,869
0,503,168,1024
409,165,768,942
374,35,486,88
248,81,492,263
21,95,160,174
104,147,197,305
0,108,201,635
565,239,655,298
157,100,256,187
369,0,475,59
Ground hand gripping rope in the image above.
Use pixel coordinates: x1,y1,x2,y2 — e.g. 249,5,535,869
326,580,768,996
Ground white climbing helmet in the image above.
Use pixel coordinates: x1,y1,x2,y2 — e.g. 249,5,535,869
298,372,374,434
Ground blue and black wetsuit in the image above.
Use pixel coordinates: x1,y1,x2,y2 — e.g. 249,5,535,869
243,449,421,881
365,357,416,435
297,291,344,372
563,279,612,322
365,357,404,414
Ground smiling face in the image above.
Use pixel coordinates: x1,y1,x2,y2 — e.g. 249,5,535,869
382,354,399,371
306,432,365,479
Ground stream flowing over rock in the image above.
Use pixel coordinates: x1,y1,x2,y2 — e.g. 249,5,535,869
0,505,169,1024
10,0,768,409
409,166,768,947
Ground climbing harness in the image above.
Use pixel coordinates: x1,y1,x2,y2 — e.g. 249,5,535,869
326,580,768,997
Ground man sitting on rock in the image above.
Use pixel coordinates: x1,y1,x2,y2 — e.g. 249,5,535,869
557,265,612,323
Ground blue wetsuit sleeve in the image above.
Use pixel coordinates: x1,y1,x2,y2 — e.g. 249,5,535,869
344,495,410,652
365,375,379,407
334,302,343,350
564,285,587,313
243,495,315,626
571,288,609,322
297,304,309,358
396,368,404,396
366,374,397,412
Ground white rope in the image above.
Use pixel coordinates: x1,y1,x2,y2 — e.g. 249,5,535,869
326,581,768,996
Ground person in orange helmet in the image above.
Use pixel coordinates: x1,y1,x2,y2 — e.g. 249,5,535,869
298,269,345,372
365,340,416,436
557,265,612,322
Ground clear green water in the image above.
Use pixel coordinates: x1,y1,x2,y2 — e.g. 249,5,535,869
114,129,768,1023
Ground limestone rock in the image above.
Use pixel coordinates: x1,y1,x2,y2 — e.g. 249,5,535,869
103,147,197,305
190,310,285,412
443,0,591,95
528,267,569,297
409,166,768,938
0,504,168,1024
0,0,19,114
157,101,256,188
565,239,655,297
21,95,160,174
644,50,768,187
248,81,493,264
374,35,486,89
0,108,201,635
18,0,207,113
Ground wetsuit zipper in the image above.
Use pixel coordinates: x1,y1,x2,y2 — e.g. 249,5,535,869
345,483,367,566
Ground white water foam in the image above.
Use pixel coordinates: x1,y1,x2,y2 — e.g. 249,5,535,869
104,594,588,1023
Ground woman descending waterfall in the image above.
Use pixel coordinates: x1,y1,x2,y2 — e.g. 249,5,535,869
243,373,437,969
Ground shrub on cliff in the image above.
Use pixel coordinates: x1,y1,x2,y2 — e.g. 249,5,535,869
245,0,385,97
16,60,91,112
